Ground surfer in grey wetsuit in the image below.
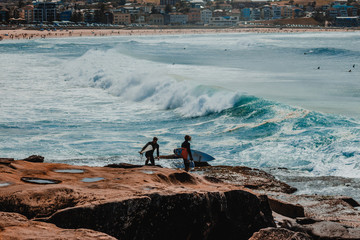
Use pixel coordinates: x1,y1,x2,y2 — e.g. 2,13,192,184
181,135,193,172
140,137,159,165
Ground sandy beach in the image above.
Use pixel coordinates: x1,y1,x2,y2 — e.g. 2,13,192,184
1,27,358,41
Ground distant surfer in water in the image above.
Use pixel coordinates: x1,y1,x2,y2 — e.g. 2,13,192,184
140,137,159,166
181,135,193,172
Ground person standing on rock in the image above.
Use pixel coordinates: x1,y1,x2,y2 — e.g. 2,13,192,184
181,135,193,172
140,137,159,166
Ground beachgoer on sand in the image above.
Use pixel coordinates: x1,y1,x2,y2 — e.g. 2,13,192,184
140,137,159,166
181,135,193,172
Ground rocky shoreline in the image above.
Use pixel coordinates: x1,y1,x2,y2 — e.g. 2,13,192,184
1,156,360,239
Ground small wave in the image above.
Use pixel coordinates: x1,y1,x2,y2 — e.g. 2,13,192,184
305,47,356,56
0,124,20,129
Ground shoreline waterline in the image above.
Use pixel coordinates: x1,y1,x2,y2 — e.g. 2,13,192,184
1,26,359,41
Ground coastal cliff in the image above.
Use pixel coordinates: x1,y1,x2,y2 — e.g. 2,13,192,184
1,157,360,239
0,158,274,240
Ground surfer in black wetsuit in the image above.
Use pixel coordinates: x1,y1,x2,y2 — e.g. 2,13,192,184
181,135,193,172
140,137,159,165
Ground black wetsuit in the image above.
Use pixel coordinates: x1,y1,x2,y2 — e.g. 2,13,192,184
142,141,159,165
181,140,193,171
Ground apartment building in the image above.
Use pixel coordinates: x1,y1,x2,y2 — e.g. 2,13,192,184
113,12,131,25
201,9,212,24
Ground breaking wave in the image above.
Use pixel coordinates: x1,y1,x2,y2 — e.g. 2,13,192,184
63,48,242,117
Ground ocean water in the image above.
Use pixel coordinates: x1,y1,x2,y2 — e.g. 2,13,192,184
1,32,360,200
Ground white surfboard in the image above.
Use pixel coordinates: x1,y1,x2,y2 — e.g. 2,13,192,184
173,148,215,162
140,144,153,154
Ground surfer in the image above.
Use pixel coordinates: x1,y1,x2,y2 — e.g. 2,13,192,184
181,135,193,172
140,137,159,166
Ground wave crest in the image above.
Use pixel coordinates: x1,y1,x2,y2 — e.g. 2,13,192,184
63,49,242,117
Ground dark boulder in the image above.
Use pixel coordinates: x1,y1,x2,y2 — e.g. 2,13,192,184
22,155,44,163
249,227,312,240
46,190,275,240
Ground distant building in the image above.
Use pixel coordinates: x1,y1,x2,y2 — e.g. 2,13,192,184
213,9,226,17
190,0,205,9
241,8,251,20
160,0,180,6
20,5,34,23
33,2,57,23
282,6,293,18
327,8,339,19
201,9,212,24
272,5,282,19
169,13,188,24
262,5,271,20
336,16,359,27
0,8,9,23
251,8,261,20
113,12,131,25
60,10,72,22
217,3,232,11
209,16,239,26
187,9,201,24
293,7,304,18
148,14,164,25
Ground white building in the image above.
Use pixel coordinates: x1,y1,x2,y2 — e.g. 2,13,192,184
169,13,188,25
201,9,212,24
209,16,239,26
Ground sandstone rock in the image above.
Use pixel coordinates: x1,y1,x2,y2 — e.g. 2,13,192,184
278,215,360,240
194,166,297,194
0,161,275,240
340,197,360,207
0,211,116,240
268,193,360,227
308,221,360,240
268,197,305,218
0,158,14,166
46,190,275,240
249,227,312,240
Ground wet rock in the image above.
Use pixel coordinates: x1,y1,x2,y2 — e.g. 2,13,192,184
0,158,14,166
169,172,197,184
0,187,81,219
46,190,275,240
268,197,305,218
296,217,318,225
268,193,360,227
249,227,312,240
105,163,144,168
308,221,360,240
194,166,297,194
340,197,360,207
0,211,116,240
22,155,44,163
194,161,211,167
278,215,360,240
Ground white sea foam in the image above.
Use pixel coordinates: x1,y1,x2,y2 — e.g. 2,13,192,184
63,48,242,117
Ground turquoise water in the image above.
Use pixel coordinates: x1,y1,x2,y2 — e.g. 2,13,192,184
1,32,360,198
